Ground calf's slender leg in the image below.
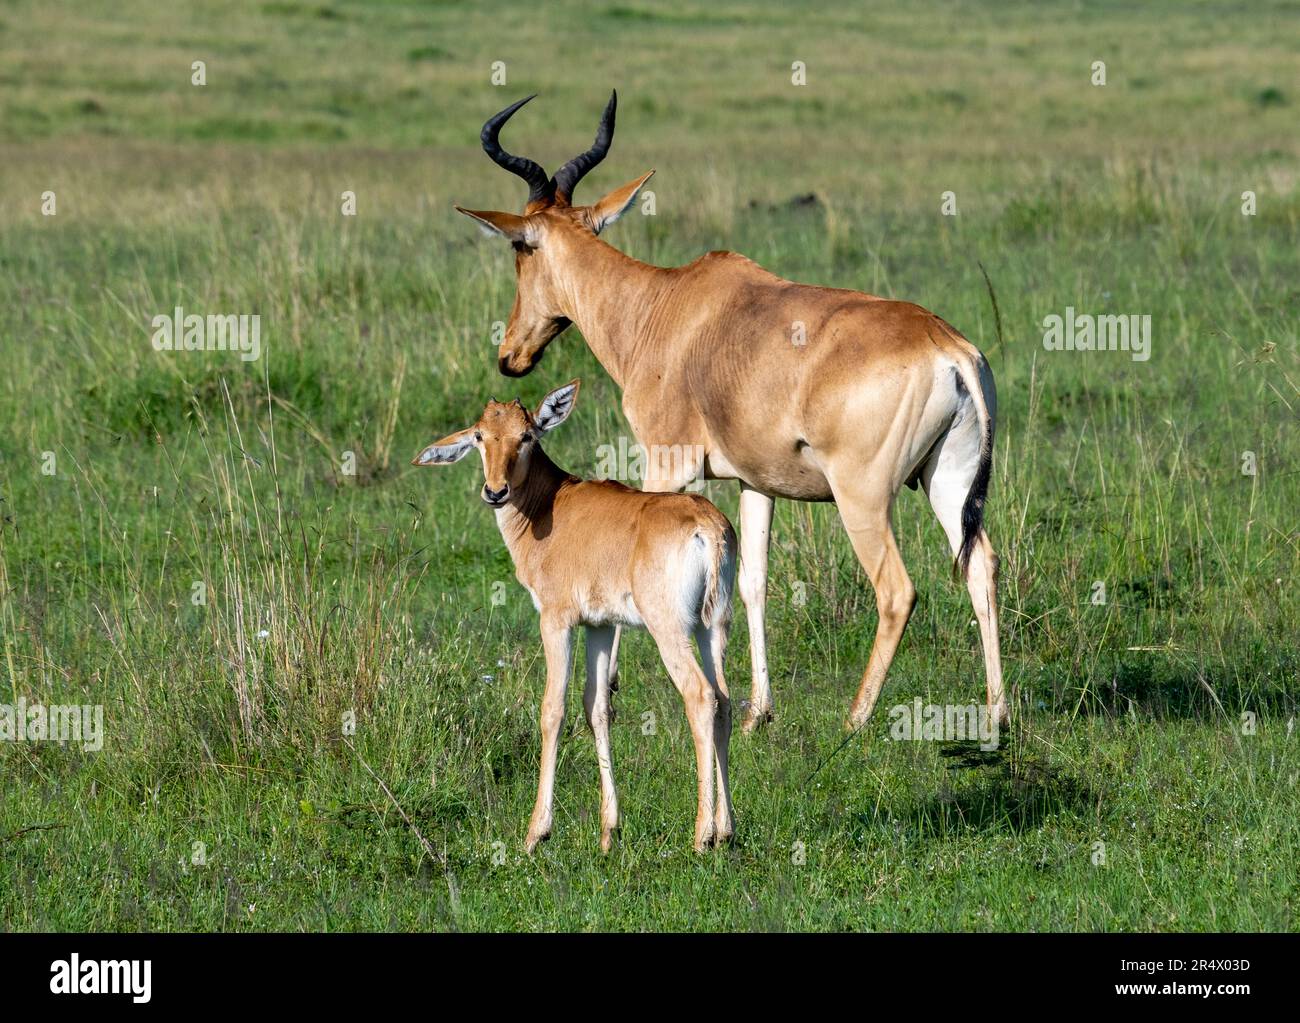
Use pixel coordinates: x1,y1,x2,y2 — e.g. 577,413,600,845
583,625,620,852
526,615,572,853
695,622,734,842
652,631,718,851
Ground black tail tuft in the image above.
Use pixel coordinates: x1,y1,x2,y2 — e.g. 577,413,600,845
955,432,992,579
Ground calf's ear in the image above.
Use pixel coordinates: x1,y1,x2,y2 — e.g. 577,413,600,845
413,427,476,466
533,379,580,432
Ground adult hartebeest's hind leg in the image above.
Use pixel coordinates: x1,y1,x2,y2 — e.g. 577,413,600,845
922,438,1008,727
828,472,917,732
583,625,620,852
526,615,573,853
737,484,774,732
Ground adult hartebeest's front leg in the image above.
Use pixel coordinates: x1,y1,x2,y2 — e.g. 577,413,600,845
605,626,622,695
527,614,573,853
737,484,774,732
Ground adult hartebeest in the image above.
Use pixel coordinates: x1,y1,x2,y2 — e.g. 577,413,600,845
453,92,1006,735
413,380,738,852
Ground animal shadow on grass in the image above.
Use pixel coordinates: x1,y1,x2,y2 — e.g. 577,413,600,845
904,732,1101,835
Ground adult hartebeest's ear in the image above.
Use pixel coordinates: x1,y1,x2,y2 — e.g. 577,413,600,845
585,171,654,234
412,427,477,466
533,379,580,432
454,206,534,245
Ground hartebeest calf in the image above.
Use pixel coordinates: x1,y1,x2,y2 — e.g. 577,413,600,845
453,92,1006,737
413,380,738,852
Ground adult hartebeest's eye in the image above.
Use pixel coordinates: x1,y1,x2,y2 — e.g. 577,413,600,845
474,431,483,443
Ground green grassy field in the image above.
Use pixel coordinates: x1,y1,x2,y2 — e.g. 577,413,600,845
1,0,1297,930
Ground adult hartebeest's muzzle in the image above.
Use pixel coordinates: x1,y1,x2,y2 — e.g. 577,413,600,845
483,484,510,506
499,351,539,377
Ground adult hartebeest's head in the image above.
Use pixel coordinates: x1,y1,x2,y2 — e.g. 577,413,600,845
411,380,580,507
455,92,654,377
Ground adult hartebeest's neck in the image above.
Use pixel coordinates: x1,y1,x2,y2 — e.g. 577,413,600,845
552,235,676,388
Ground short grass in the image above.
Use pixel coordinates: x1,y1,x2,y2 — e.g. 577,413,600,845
0,0,1297,930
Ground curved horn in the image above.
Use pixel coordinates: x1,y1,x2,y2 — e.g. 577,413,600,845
480,95,554,205
551,90,617,203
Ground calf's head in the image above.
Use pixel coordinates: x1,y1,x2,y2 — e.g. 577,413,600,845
412,380,580,507
455,92,654,377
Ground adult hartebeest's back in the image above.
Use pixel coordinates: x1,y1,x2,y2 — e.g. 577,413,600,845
452,91,1006,735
